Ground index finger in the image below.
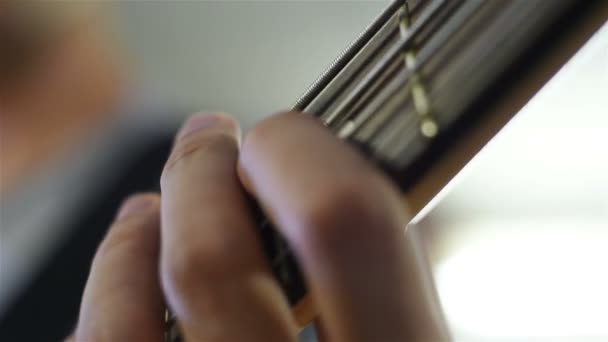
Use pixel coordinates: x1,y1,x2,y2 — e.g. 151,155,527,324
238,112,449,341
159,113,297,341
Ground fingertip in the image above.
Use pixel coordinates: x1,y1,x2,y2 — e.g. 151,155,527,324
78,193,164,341
177,112,241,143
116,193,160,220
237,111,301,192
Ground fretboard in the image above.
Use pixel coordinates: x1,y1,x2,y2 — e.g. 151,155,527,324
297,0,576,175
264,0,604,308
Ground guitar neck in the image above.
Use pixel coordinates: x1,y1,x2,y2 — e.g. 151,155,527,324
294,0,600,201
272,0,607,325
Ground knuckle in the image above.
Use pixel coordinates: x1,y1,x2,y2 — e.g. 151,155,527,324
96,217,157,263
161,235,241,299
241,118,273,156
298,178,383,247
241,111,296,154
161,132,237,184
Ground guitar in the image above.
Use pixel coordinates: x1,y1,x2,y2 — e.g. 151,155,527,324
166,0,607,339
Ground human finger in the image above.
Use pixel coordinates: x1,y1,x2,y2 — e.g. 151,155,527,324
160,113,297,341
239,112,449,341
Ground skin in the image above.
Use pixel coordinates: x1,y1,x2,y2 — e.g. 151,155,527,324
0,4,123,194
2,4,447,339
71,112,450,342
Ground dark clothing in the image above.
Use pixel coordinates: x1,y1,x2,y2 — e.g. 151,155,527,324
0,115,176,341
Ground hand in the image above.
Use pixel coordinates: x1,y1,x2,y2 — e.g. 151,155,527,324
70,112,448,341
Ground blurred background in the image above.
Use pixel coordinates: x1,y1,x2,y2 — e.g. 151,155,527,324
1,1,606,341
107,0,389,127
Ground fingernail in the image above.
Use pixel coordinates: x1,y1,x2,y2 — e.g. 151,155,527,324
177,112,239,141
116,195,155,220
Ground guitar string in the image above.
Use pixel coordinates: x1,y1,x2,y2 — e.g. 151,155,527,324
330,0,472,142
362,0,485,159
317,0,450,127
311,14,402,118
312,3,480,168
291,0,404,112
273,0,449,298
263,0,455,294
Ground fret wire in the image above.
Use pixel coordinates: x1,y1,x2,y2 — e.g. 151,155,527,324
310,0,433,128
336,7,440,142
291,0,404,112
355,0,484,152
316,6,467,171
327,0,460,133
364,0,488,165
321,0,451,127
398,0,411,39
313,0,429,121
337,3,416,142
386,0,569,167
